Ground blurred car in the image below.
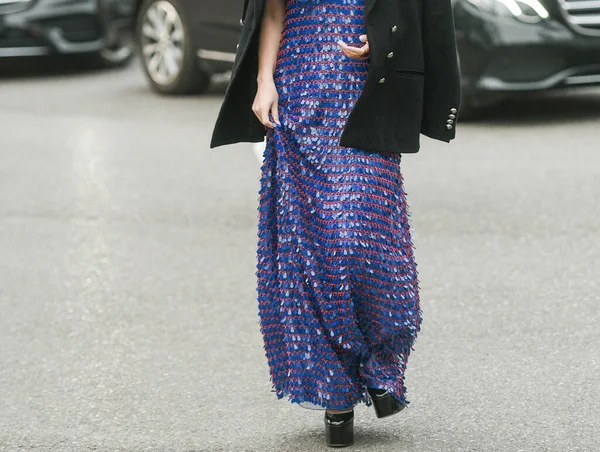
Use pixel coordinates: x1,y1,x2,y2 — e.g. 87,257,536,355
132,0,600,113
0,0,135,67
133,0,243,94
455,0,600,115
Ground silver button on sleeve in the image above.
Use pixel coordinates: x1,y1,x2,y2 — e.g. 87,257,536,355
387,52,394,59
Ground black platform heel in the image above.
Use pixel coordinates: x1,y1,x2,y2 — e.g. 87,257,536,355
324,410,354,448
367,388,405,418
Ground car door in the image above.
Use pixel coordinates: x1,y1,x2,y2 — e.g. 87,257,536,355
186,0,245,57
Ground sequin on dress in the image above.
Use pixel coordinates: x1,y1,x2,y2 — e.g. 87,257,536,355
256,0,422,410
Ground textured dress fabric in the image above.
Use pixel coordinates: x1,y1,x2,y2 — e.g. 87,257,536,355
256,0,422,411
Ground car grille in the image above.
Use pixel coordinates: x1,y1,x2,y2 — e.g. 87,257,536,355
0,0,33,14
560,0,600,35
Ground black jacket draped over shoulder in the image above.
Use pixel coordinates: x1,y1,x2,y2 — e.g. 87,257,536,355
210,0,461,154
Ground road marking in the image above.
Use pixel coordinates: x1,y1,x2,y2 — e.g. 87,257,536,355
253,141,265,163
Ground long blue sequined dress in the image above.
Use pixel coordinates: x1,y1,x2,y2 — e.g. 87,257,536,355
256,0,422,410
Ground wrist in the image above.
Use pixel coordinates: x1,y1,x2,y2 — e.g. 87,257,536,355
257,73,274,84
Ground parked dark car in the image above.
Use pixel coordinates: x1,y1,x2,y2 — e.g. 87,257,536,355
133,0,243,94
132,0,600,113
454,0,600,115
0,0,135,67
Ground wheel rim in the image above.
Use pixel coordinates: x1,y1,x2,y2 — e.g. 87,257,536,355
99,41,133,64
140,1,185,85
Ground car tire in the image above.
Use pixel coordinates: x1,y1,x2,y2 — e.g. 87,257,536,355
83,31,135,69
137,0,210,94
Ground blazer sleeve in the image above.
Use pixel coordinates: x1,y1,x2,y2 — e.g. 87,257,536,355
210,0,265,149
420,0,462,143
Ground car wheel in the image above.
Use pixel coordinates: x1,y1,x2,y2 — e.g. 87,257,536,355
137,0,210,94
84,32,134,69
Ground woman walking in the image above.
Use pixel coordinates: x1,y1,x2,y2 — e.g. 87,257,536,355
211,0,460,446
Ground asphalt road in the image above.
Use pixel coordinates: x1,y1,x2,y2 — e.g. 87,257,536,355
0,58,599,452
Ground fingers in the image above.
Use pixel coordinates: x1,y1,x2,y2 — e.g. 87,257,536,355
252,101,278,129
262,110,275,129
252,103,272,128
271,103,280,126
362,41,370,56
337,40,369,60
358,35,370,56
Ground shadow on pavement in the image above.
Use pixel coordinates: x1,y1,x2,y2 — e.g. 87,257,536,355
465,89,600,126
273,424,418,451
2,56,598,127
200,81,600,126
0,55,128,80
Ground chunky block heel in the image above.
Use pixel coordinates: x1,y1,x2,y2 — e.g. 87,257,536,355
324,410,354,448
368,388,405,418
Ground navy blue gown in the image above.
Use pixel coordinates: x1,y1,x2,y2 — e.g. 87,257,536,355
256,0,422,410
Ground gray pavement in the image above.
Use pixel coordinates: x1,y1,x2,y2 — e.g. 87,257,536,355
0,58,599,452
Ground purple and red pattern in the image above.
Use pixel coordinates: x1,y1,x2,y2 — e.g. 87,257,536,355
256,0,422,410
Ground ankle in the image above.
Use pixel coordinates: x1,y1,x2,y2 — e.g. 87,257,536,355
326,408,353,414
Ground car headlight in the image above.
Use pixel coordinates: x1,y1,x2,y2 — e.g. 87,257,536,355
465,0,550,23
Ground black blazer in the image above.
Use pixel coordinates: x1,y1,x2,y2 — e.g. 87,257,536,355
210,0,461,154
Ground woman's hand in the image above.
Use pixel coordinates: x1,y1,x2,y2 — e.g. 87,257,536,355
253,77,280,129
254,0,284,129
338,34,369,60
